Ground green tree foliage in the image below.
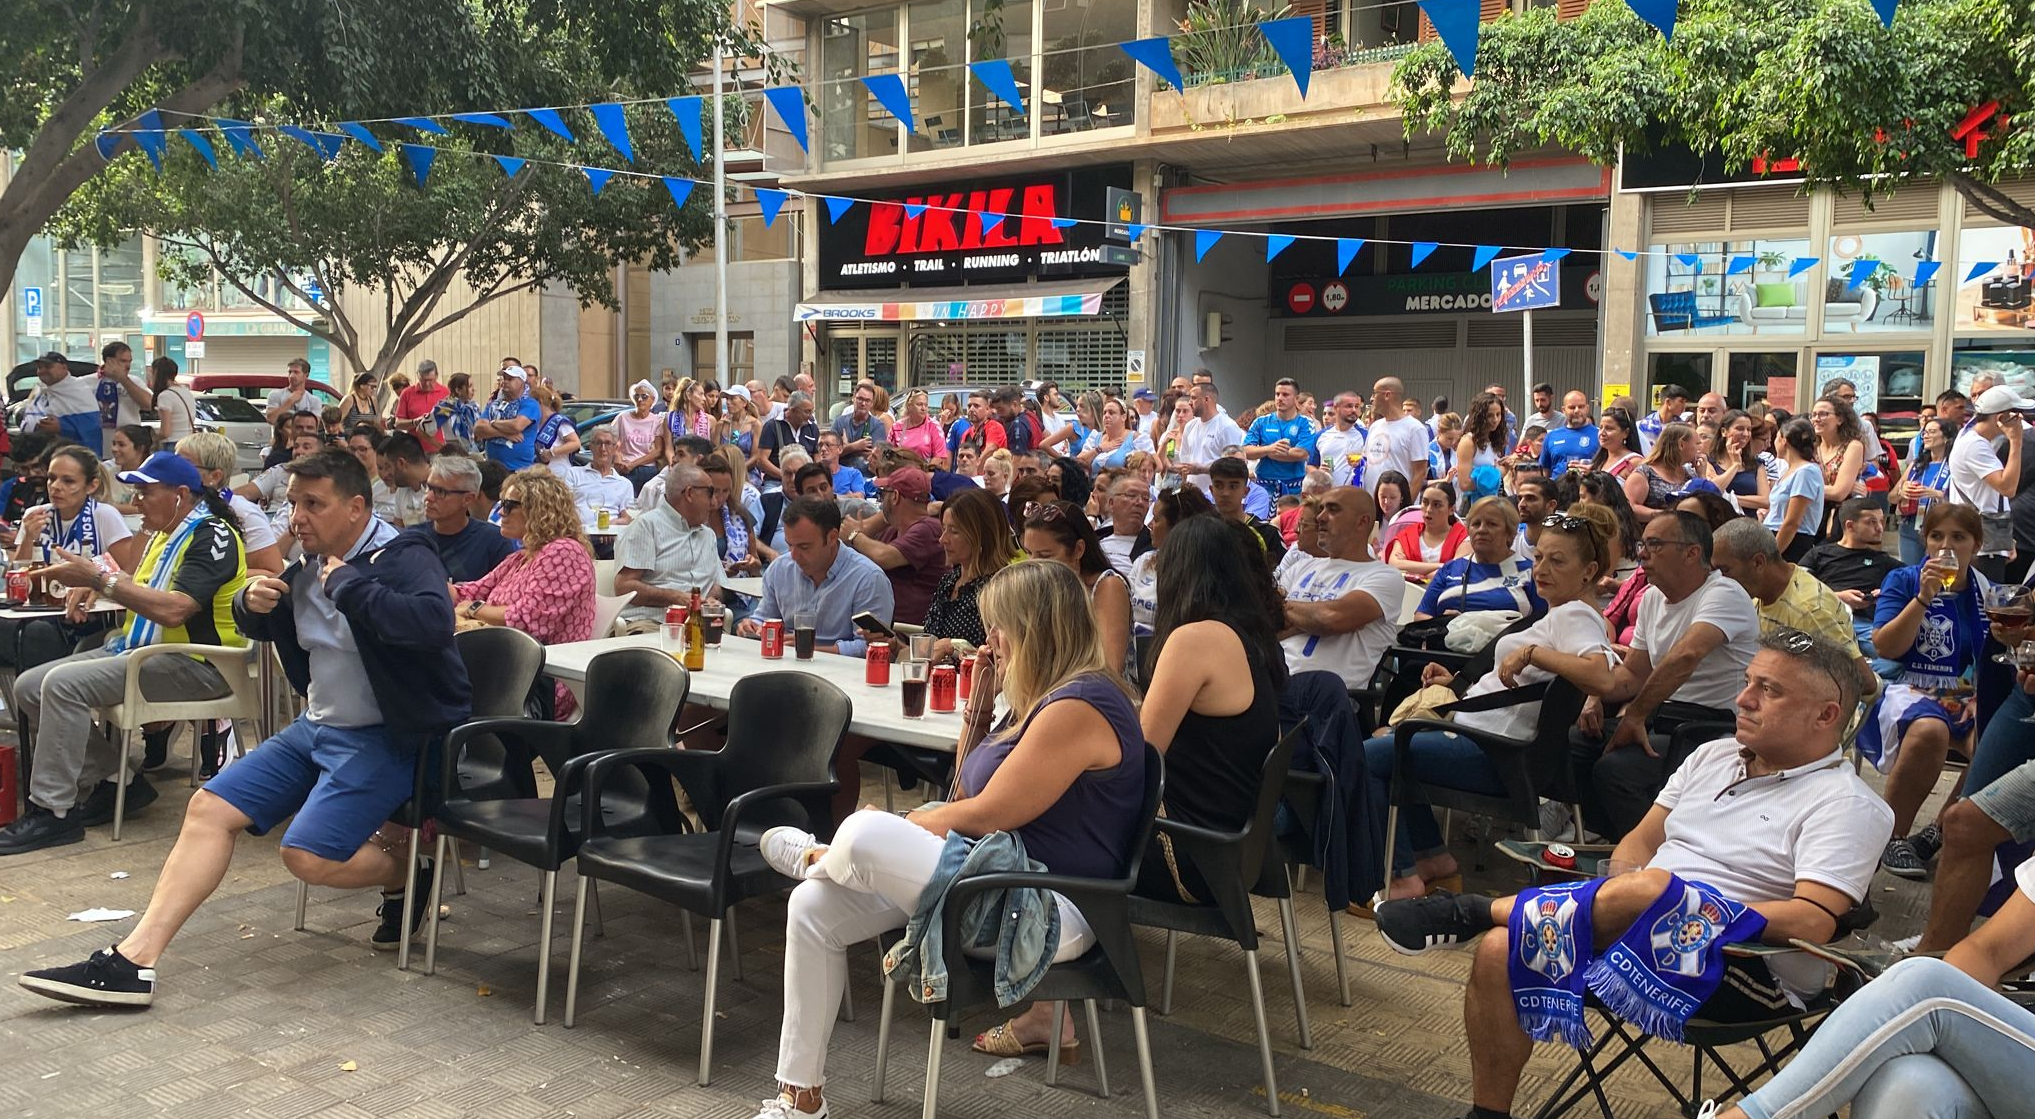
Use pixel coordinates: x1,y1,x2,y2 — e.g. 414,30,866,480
1390,0,2035,227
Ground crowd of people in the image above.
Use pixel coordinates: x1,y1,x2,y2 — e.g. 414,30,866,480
3,353,2032,1119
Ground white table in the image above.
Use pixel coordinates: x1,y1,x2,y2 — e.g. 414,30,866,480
0,600,126,620
543,632,962,751
721,576,763,599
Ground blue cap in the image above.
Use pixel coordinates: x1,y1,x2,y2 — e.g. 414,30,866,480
118,450,207,493
1666,478,1722,499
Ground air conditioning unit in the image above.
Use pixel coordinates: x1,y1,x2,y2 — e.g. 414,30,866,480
1202,311,1233,351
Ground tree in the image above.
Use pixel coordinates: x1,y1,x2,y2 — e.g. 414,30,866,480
48,1,793,379
1389,0,2035,228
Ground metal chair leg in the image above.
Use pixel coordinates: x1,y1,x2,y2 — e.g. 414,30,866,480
293,879,308,931
698,918,723,1086
563,874,590,1029
1326,908,1352,1007
921,1020,946,1119
872,976,898,1102
112,728,131,841
397,826,423,972
189,720,201,788
681,909,697,969
1084,999,1110,1098
1131,1007,1161,1119
1380,804,1401,902
424,832,449,975
724,907,742,981
1292,865,1307,893
451,849,467,896
588,877,605,937
533,870,557,1025
1160,930,1178,1015
1277,895,1313,1049
1046,1000,1067,1087
1243,948,1281,1118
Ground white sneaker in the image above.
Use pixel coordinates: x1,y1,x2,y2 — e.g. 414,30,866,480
759,826,825,881
1538,800,1578,843
750,1094,828,1119
1890,933,1922,955
1694,1102,1720,1119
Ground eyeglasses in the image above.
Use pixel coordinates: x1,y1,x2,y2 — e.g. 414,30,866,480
426,484,474,498
1636,535,1692,553
497,499,523,513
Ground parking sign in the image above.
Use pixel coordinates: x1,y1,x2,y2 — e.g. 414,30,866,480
1490,253,1561,313
22,286,43,336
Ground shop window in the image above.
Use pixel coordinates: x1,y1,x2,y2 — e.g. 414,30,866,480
1723,351,1795,412
1647,352,1713,411
1812,351,1924,448
967,0,1033,146
1644,239,1812,338
1823,231,1939,334
1952,342,2035,399
1953,225,2035,336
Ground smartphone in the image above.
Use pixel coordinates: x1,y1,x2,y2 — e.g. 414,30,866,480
853,611,897,640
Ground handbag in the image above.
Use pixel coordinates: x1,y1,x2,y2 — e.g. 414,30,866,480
1981,510,2015,555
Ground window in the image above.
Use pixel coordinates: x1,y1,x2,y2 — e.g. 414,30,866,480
1953,224,2035,337
1724,351,1796,412
1951,343,2035,398
907,0,966,154
821,10,902,162
1039,0,1135,135
691,333,756,385
1644,239,1813,338
1823,231,1939,334
967,0,1033,146
1813,351,1924,453
1647,351,1714,406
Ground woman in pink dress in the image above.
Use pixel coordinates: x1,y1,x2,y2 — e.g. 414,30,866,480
452,468,597,718
889,388,945,468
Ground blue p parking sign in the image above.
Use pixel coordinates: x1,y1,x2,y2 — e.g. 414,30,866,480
1491,253,1561,313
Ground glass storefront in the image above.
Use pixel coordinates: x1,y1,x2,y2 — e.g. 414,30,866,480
10,234,146,366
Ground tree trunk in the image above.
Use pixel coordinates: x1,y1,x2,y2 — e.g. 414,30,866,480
1947,173,2035,234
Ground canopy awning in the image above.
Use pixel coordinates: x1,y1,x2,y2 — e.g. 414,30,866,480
795,277,1123,324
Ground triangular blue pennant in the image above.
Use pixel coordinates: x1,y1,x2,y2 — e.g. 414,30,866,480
94,130,121,161
824,195,855,223
1337,238,1365,273
1050,217,1078,230
1725,254,1753,276
1416,0,1482,77
392,116,449,135
1410,241,1439,269
1674,252,1702,272
1624,0,1680,39
337,123,383,153
862,73,916,134
1195,230,1224,262
450,112,515,129
279,126,344,161
1788,256,1819,278
905,203,930,220
525,108,576,142
178,127,218,169
1265,234,1296,262
756,187,789,227
666,96,704,162
590,103,634,162
494,155,526,178
1870,0,1899,27
133,109,166,171
1259,17,1314,98
217,120,263,159
969,59,1028,117
400,143,437,187
1543,248,1572,263
583,167,616,195
1912,260,1941,287
1128,222,1149,241
1471,245,1502,272
976,210,1005,239
1847,259,1878,291
662,176,696,209
1965,261,2000,284
1615,249,1639,262
762,87,809,153
1119,37,1184,92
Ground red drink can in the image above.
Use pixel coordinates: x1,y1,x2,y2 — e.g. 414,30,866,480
760,618,785,659
865,641,891,686
4,568,25,605
665,604,689,627
957,654,974,702
930,665,958,713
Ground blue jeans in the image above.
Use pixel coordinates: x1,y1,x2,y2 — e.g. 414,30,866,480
1899,514,1926,565
1856,618,1903,680
1739,957,2035,1119
1968,685,2035,795
1362,730,1507,876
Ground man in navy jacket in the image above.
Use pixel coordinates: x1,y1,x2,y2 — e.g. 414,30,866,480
20,450,471,1008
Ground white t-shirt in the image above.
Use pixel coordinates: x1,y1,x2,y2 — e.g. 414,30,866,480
1128,550,1158,635
1180,412,1247,494
25,500,133,561
1652,738,1893,995
1316,424,1367,487
249,463,292,508
561,465,636,525
1099,530,1138,577
1363,415,1430,493
265,387,322,418
153,385,201,443
1276,553,1406,689
2020,850,2035,906
1947,428,2009,553
1632,570,1761,710
227,493,280,554
1454,600,1618,741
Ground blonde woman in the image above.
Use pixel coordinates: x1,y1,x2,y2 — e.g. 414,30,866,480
176,431,285,573
719,385,765,481
1153,395,1196,480
979,447,1015,498
662,376,714,454
752,561,1149,1115
890,389,946,469
452,468,596,718
1623,421,1697,523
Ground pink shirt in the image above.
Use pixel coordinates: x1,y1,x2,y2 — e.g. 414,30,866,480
456,536,596,718
614,410,662,462
892,417,944,462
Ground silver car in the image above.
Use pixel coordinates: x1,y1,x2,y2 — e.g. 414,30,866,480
194,394,272,474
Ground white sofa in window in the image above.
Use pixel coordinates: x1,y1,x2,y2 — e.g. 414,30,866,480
1824,286,1881,330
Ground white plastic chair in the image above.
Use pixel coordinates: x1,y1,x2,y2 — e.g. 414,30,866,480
592,591,635,639
95,643,264,840
593,558,618,598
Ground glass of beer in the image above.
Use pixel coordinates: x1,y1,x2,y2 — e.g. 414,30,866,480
793,609,818,660
1933,547,1960,594
701,598,726,648
900,660,929,719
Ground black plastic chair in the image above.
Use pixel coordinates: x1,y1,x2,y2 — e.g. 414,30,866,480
564,671,852,1087
1382,677,1587,890
1128,725,1304,1118
872,745,1166,1119
1272,767,1352,1009
289,626,545,971
421,648,691,1024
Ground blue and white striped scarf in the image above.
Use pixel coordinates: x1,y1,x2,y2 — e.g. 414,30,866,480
104,506,215,655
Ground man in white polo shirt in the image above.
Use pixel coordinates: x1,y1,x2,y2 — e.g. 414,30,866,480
612,462,720,632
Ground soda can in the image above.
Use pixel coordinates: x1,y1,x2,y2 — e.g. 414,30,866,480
865,641,891,687
929,664,958,713
596,506,612,531
665,604,689,627
956,653,974,702
760,618,785,659
4,567,27,605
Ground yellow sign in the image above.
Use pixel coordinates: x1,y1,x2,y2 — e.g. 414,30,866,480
1602,383,1630,411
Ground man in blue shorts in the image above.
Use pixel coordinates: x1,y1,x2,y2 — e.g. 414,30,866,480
1242,376,1319,499
19,450,470,1008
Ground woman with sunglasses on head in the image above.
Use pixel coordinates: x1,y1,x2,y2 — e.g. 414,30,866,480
1382,481,1469,581
1357,506,1621,909
451,468,596,719
614,380,667,492
1623,422,1697,523
1023,499,1132,674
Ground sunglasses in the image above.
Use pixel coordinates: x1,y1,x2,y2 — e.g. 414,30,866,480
496,499,523,513
1024,501,1070,523
1540,514,1590,532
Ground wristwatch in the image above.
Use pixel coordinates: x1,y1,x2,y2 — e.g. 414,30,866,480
464,600,484,619
99,572,120,597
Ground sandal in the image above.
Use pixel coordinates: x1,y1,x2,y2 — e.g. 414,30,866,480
971,1020,1080,1064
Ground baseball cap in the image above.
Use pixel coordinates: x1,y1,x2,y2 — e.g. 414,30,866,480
725,384,752,402
1132,388,1156,402
875,467,931,502
501,365,528,382
1973,385,2035,415
1666,478,1722,500
118,451,207,492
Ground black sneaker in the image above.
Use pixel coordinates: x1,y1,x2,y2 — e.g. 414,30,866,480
0,805,85,855
371,861,436,951
1910,821,1944,863
197,726,224,780
1374,891,1495,956
1881,836,1929,880
19,946,155,1007
141,726,173,772
75,775,158,829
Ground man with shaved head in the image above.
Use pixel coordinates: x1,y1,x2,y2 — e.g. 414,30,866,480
1276,486,1404,690
1363,377,1429,495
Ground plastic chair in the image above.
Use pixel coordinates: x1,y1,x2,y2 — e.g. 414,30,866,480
564,672,851,1086
423,647,690,1023
593,558,618,598
95,643,264,840
592,591,635,638
873,745,1167,1119
1273,767,1353,1009
1128,726,1304,1117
